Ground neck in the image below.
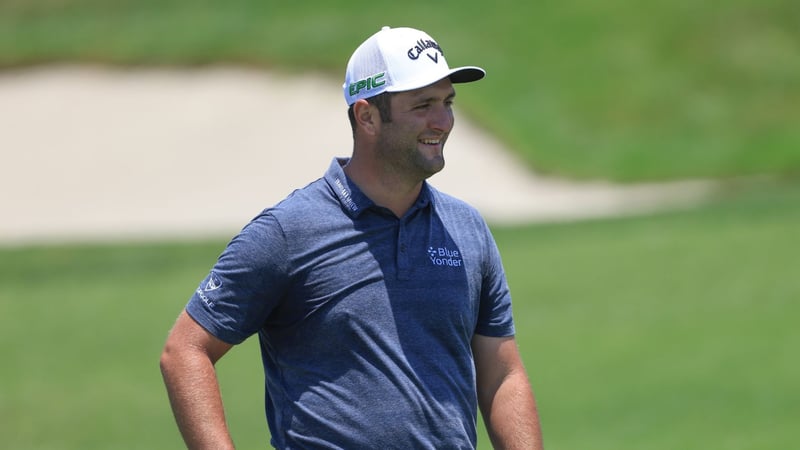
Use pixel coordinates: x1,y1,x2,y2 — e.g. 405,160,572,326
343,156,423,218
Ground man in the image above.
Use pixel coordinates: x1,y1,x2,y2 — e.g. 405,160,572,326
160,26,543,449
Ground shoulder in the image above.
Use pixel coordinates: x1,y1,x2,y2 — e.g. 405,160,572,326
242,177,355,251
427,184,489,230
217,178,338,273
257,178,339,226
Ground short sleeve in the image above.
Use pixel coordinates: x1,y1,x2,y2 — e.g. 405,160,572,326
474,223,516,337
186,212,290,344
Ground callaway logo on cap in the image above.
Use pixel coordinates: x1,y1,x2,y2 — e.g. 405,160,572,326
343,26,486,105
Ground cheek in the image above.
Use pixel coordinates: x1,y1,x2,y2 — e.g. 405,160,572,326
386,120,422,140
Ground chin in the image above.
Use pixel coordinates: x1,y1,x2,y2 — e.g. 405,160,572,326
422,159,446,178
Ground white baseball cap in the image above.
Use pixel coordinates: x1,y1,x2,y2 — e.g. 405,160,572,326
343,26,485,105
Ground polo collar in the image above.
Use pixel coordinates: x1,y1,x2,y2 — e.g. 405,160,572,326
323,157,434,219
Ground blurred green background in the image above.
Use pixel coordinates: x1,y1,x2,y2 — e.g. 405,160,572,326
1,1,798,449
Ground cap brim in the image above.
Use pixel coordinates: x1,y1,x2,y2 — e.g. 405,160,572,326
448,66,486,84
383,65,486,95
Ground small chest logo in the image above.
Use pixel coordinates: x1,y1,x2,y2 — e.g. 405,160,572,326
428,246,463,267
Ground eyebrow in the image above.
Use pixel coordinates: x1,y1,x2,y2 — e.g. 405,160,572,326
413,90,457,104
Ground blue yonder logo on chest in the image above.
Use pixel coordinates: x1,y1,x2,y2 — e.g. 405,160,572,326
427,246,463,267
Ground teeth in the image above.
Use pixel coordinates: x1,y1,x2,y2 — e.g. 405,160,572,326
421,139,440,145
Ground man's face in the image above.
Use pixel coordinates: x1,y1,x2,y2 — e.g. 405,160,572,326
375,78,456,181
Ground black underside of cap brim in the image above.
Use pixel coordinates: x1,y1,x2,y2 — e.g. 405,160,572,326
449,66,486,84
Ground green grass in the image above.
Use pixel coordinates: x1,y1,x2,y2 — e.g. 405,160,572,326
2,182,798,450
1,0,798,181
497,180,800,449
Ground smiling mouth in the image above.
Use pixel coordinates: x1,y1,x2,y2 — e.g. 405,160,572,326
420,138,441,145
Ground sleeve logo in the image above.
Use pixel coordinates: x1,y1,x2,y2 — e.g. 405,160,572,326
203,272,223,291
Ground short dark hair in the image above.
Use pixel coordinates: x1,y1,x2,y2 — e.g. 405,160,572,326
347,91,394,135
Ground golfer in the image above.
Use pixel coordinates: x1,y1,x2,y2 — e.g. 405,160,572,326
160,26,543,449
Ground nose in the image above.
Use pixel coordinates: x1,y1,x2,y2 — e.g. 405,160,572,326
429,103,454,132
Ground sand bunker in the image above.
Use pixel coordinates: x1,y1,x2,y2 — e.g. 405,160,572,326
0,66,715,244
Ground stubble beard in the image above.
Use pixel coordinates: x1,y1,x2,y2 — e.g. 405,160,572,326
376,127,447,182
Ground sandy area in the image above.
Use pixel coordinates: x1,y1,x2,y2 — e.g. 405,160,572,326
0,66,715,245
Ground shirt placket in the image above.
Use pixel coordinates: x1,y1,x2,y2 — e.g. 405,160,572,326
396,220,411,281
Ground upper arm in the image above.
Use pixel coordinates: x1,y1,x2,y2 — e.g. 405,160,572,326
472,334,543,450
472,334,527,401
163,310,234,364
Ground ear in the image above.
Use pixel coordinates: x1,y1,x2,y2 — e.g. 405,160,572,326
352,99,380,136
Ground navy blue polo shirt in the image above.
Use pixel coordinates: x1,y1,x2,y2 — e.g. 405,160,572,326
186,157,515,449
